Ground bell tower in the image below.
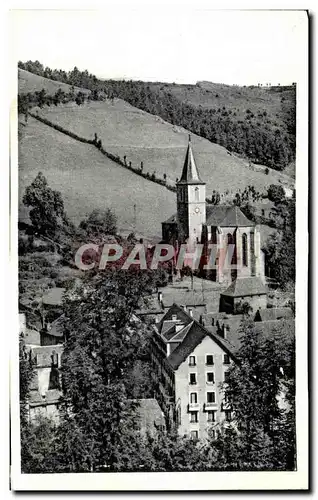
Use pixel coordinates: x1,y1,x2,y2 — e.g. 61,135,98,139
176,136,206,244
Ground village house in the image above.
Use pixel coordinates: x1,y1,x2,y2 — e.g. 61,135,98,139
150,299,294,440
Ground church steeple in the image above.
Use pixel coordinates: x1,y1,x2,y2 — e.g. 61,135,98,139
178,135,205,185
176,136,206,244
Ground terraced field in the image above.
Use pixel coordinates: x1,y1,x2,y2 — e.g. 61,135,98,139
34,100,294,198
18,116,175,240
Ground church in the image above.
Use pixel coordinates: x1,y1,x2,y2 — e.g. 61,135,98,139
161,137,265,285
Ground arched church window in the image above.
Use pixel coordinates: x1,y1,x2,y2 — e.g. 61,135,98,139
242,233,248,267
227,233,233,245
194,187,199,202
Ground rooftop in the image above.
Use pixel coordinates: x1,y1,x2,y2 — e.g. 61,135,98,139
177,136,205,185
221,277,267,298
42,287,65,307
205,205,254,227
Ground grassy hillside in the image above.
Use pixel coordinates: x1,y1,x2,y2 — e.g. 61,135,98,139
18,62,296,172
34,99,294,198
18,116,175,240
18,69,90,96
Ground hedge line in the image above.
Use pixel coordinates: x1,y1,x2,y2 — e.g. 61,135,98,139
29,111,221,204
29,111,179,194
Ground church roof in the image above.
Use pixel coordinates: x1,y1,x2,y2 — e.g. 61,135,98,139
205,205,254,227
162,213,177,225
221,277,267,298
177,136,205,185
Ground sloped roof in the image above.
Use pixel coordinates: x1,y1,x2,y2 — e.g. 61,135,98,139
205,205,254,227
254,307,293,322
42,287,65,307
165,304,236,370
177,137,205,185
221,277,267,298
162,213,178,225
23,328,41,346
157,303,192,333
168,321,193,343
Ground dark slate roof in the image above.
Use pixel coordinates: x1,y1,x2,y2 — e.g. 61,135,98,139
254,307,293,322
221,277,267,298
177,137,205,185
157,304,192,333
165,304,236,370
162,213,178,225
42,287,65,307
205,205,254,227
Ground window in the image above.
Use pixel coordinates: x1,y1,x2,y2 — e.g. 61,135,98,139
189,356,196,366
190,430,199,441
207,392,216,403
225,410,232,422
224,371,230,383
206,355,214,365
189,373,197,385
194,187,199,202
261,209,265,216
242,233,248,267
206,372,215,384
190,392,198,404
210,429,216,439
227,233,233,245
223,354,230,365
207,410,216,422
190,411,198,423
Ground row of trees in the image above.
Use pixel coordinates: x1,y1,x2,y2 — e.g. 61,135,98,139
18,61,295,170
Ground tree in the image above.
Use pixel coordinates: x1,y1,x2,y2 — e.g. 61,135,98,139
267,184,285,204
79,208,118,240
22,172,73,239
58,268,157,471
214,319,295,470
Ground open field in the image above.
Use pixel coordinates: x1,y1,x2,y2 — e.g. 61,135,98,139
34,99,294,197
18,69,91,96
18,117,175,240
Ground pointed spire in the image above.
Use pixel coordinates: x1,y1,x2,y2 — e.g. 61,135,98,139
178,136,205,185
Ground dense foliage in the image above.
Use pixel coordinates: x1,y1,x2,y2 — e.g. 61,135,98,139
18,60,296,171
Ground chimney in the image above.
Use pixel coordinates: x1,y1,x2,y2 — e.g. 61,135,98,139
189,308,193,318
223,324,229,339
158,291,162,302
155,316,160,324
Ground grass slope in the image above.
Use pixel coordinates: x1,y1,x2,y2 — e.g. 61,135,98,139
18,116,175,240
18,69,90,96
33,99,294,198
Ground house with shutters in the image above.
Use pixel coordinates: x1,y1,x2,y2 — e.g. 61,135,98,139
151,301,294,440
151,303,236,440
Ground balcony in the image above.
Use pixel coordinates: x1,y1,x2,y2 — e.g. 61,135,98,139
187,402,200,412
203,402,217,411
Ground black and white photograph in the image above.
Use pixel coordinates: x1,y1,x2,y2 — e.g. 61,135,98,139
9,6,308,491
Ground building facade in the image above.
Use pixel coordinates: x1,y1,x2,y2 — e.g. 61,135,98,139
151,304,235,440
